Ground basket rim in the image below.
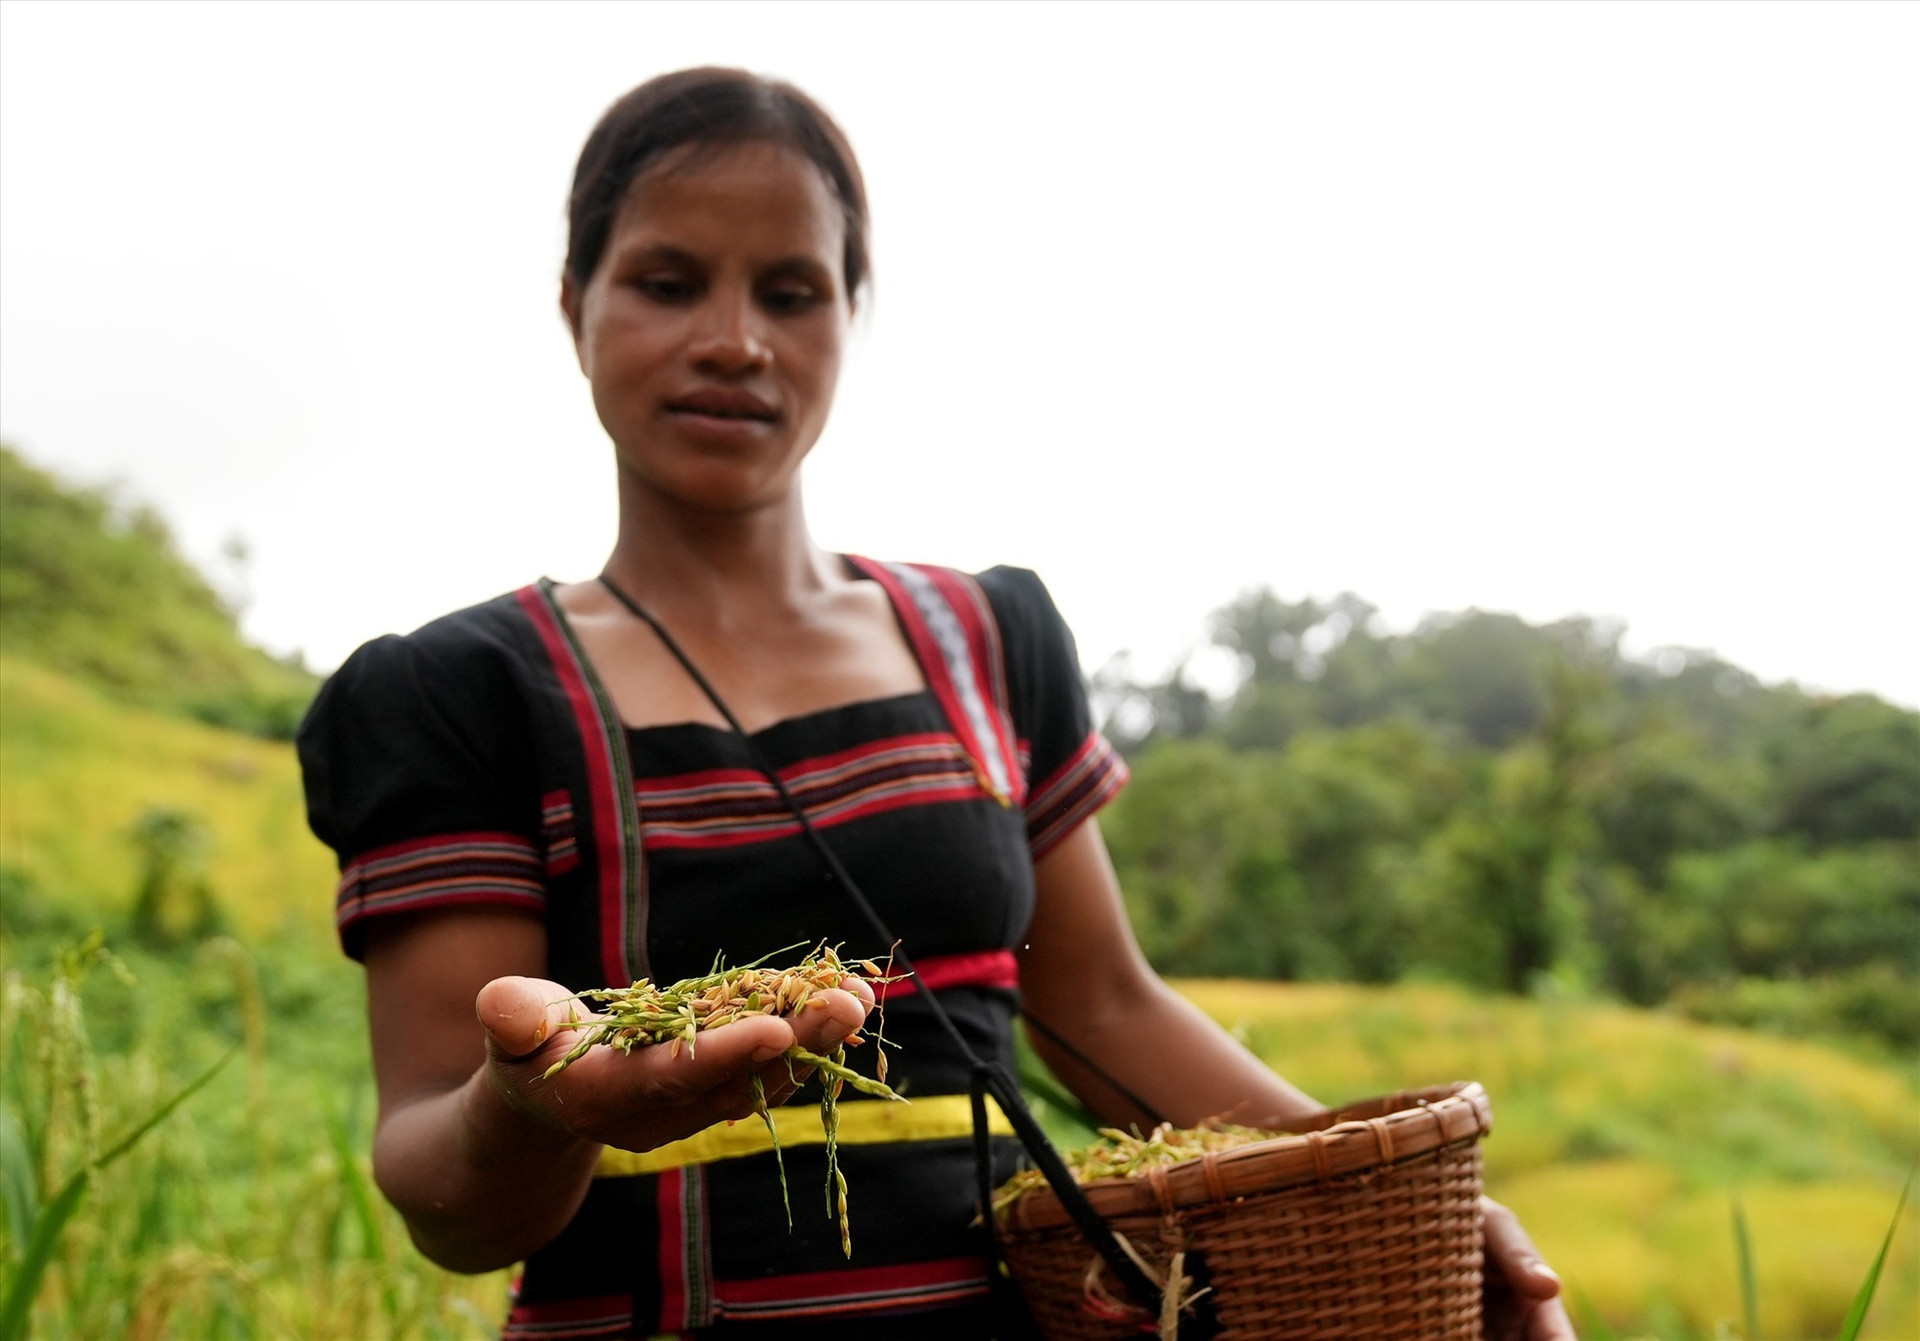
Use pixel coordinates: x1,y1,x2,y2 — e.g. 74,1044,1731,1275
999,1081,1491,1233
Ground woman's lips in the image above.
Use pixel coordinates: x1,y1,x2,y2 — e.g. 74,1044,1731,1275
664,390,778,442
666,388,778,422
666,412,776,445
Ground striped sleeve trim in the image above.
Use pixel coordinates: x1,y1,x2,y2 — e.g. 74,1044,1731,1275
1025,732,1130,858
334,831,545,959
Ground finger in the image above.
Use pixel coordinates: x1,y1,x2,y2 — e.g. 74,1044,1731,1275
741,987,871,1109
1481,1197,1563,1301
786,986,870,1055
476,976,593,1061
587,1013,799,1109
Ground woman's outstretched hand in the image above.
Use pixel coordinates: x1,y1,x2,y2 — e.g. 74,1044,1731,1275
1481,1195,1577,1340
474,974,874,1155
360,911,885,1272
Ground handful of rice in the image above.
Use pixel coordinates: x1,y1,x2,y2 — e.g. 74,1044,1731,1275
541,943,903,1255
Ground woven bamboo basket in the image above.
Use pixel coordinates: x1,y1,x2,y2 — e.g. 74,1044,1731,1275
996,1081,1493,1340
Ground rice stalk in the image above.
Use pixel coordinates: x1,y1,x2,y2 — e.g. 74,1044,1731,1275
540,944,905,1256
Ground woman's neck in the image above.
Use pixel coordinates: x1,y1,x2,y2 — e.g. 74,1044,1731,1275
600,477,840,633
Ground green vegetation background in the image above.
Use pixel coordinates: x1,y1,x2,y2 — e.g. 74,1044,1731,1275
2,443,1914,1338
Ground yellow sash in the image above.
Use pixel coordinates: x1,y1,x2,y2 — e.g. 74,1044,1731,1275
595,1093,1012,1177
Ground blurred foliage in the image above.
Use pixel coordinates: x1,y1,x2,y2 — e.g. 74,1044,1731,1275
0,930,508,1338
0,656,336,945
1099,587,1920,1050
126,807,222,949
0,444,316,738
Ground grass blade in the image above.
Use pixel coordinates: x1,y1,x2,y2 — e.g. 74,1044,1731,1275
321,1096,387,1263
0,1169,88,1341
1567,1285,1619,1341
0,1106,38,1261
322,1091,402,1323
1732,1192,1759,1340
1837,1168,1913,1341
0,1043,234,1341
93,1042,236,1172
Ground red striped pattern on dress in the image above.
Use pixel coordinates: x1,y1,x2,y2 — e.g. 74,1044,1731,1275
636,734,983,851
911,562,1024,807
655,1166,715,1330
1026,733,1130,858
842,557,1024,809
540,789,579,876
517,582,640,988
501,1293,633,1340
710,1255,991,1320
333,832,543,947
874,949,1019,1003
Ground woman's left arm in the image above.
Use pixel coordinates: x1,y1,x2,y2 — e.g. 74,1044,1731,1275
1016,818,1575,1341
1015,816,1321,1132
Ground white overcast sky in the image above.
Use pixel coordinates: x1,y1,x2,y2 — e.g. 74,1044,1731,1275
3,1,1916,707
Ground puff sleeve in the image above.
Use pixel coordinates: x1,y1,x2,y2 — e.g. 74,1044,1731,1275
976,566,1129,857
297,623,544,959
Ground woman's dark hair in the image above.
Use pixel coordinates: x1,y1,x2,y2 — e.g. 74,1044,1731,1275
565,68,869,304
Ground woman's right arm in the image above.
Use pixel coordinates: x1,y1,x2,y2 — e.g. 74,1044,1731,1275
362,907,870,1273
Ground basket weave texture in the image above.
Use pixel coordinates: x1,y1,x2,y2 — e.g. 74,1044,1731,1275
996,1081,1492,1341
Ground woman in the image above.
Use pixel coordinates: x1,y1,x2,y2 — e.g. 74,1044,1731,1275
298,67,1573,1339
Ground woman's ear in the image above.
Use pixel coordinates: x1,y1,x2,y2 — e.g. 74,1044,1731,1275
559,273,587,371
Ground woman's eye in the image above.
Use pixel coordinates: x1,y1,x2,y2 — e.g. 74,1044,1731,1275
635,275,697,302
761,285,822,315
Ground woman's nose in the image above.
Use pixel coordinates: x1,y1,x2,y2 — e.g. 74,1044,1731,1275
688,290,770,375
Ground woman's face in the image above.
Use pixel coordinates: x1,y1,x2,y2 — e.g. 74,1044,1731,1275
564,141,851,516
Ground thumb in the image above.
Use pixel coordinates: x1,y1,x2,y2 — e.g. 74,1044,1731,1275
476,976,588,1061
786,984,872,1060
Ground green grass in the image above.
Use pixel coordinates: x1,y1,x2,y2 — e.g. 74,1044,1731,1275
1,932,510,1339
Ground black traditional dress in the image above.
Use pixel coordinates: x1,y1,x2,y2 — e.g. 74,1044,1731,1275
299,561,1128,1338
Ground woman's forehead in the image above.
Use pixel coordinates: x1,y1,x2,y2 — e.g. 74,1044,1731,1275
606,140,845,261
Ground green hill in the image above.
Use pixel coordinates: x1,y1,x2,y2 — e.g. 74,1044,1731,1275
0,443,317,737
0,654,337,941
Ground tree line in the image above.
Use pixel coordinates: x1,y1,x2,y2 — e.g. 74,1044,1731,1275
1094,590,1920,1049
